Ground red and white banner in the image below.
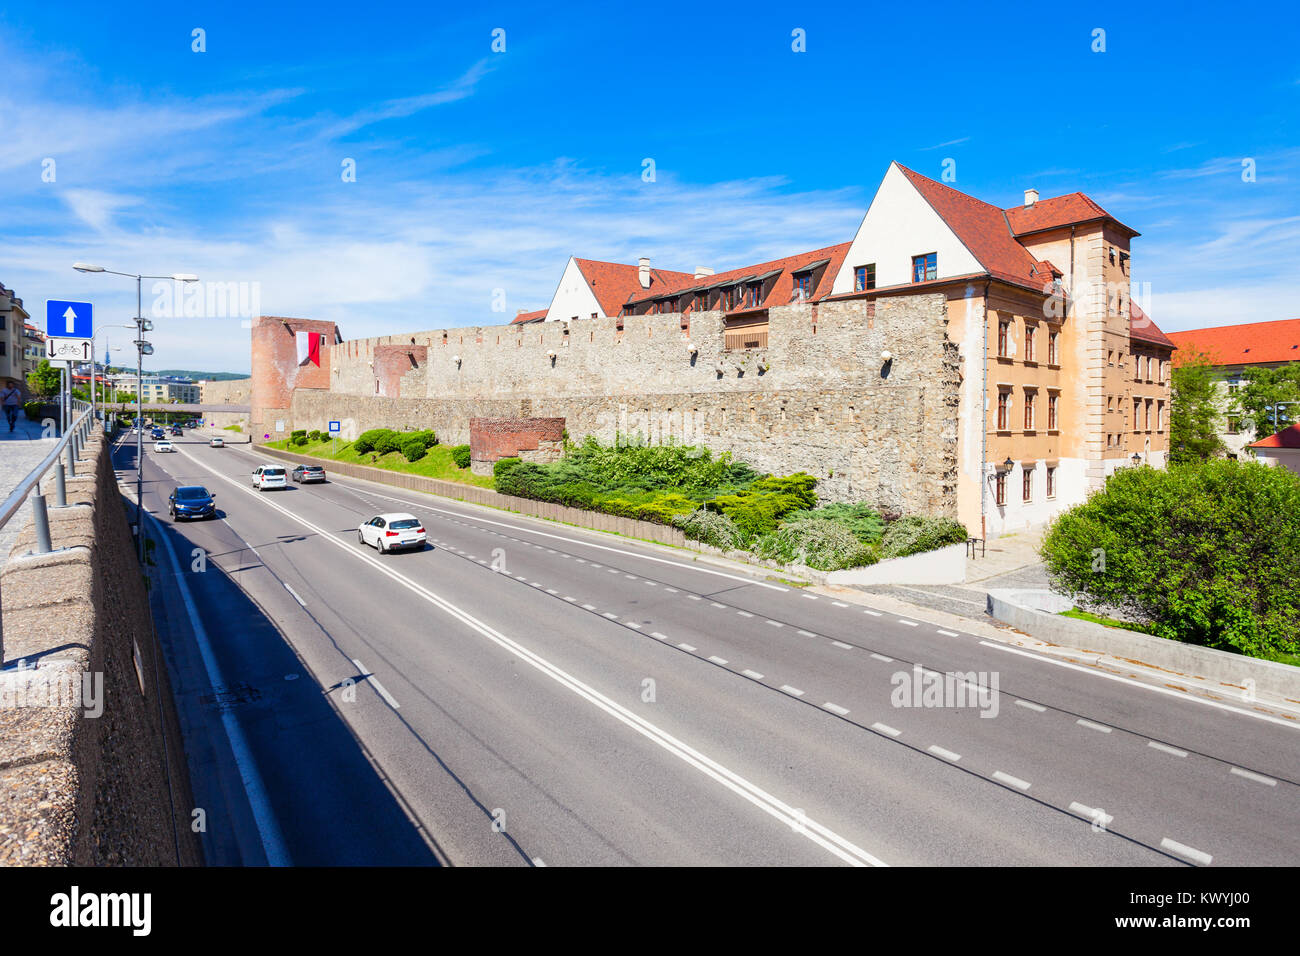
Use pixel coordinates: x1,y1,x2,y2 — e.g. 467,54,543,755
296,331,322,367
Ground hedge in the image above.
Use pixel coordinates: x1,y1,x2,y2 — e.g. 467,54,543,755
450,444,471,469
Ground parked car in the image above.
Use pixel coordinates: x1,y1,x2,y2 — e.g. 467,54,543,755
251,465,288,491
168,485,215,521
153,440,175,453
291,464,327,484
357,513,426,553
209,436,225,448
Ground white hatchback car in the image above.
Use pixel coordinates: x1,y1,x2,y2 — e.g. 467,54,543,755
358,513,426,553
154,440,175,453
251,465,288,490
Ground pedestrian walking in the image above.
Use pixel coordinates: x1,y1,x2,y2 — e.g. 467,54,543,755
1,383,22,432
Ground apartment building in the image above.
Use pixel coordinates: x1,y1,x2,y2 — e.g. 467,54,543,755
0,282,31,393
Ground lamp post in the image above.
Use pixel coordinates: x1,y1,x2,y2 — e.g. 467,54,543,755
91,325,135,425
1269,401,1300,434
73,264,198,561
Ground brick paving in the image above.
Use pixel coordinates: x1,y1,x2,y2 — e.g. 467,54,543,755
0,413,60,566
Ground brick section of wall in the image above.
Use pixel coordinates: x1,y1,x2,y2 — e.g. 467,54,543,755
374,345,427,398
0,432,202,865
470,416,566,466
250,316,338,438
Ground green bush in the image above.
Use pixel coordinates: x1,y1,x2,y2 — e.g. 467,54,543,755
450,444,471,469
674,508,744,550
308,429,324,443
373,432,401,456
23,401,45,421
400,436,428,461
494,456,522,478
786,503,885,544
754,519,880,571
881,515,969,559
353,428,395,455
1040,460,1300,658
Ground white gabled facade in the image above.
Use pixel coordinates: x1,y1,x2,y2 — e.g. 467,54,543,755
830,162,983,295
545,257,605,322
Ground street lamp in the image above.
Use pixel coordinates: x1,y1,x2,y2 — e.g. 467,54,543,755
1131,452,1141,467
90,324,136,424
73,264,199,561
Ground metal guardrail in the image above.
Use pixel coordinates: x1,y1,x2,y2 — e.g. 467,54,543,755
0,399,95,666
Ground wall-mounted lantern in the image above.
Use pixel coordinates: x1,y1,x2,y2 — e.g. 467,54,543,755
1003,456,1014,472
546,349,557,366
452,355,462,368
881,350,893,361
1131,452,1141,467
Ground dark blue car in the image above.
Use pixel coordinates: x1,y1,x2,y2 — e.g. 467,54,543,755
168,485,216,521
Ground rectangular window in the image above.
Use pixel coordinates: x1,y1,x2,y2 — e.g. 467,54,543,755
1024,392,1035,430
1048,331,1059,365
695,293,709,312
912,252,937,283
1025,325,1036,363
998,321,1010,357
724,286,741,310
1046,466,1057,499
1023,469,1033,503
1133,398,1140,430
997,390,1010,430
1145,401,1152,430
1156,400,1164,431
1048,394,1058,430
853,263,876,292
793,273,812,300
995,472,1007,506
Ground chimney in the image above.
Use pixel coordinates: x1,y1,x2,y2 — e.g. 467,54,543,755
694,266,714,279
1024,188,1039,207
638,257,651,289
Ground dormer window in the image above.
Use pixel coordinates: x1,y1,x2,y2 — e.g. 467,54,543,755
747,282,764,307
912,253,937,283
792,273,813,300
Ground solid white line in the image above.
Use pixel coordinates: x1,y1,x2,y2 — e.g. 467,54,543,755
352,658,401,710
1147,741,1187,757
780,685,804,697
741,669,765,680
707,656,728,665
870,653,894,663
898,619,919,627
144,512,291,866
1160,837,1212,865
871,722,900,737
1229,766,1278,786
992,771,1031,791
1015,699,1046,712
1076,718,1113,734
179,446,888,866
283,582,307,607
678,643,697,652
831,641,853,650
823,702,850,716
979,640,1299,729
928,745,961,762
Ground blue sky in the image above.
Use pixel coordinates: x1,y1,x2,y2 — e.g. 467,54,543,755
1,0,1297,372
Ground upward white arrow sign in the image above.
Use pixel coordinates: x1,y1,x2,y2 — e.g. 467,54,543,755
63,306,77,334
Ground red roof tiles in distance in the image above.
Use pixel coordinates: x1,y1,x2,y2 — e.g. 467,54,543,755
1130,301,1176,349
1249,424,1300,449
1167,318,1300,367
509,309,547,325
1005,192,1138,238
572,259,695,316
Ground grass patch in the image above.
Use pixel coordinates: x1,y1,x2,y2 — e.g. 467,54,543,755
1060,608,1154,634
223,424,243,432
266,437,494,489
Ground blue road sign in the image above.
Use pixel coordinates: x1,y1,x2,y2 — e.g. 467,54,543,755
328,421,341,433
46,300,94,338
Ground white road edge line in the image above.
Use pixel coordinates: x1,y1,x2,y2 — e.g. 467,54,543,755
176,445,887,867
351,658,401,710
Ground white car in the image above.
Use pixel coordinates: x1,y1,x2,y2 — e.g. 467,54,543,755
358,513,426,553
251,465,288,490
154,440,175,453
209,436,225,448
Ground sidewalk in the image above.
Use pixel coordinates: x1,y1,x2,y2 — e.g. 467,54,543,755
0,413,59,567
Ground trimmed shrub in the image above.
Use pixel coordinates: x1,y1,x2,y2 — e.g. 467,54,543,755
881,515,969,559
373,432,401,456
400,436,428,461
1041,460,1300,658
354,428,395,454
786,503,885,544
754,520,880,571
450,444,471,469
673,508,744,551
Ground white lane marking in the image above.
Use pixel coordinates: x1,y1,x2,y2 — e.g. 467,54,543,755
1160,837,1212,866
581,604,597,611
687,594,701,601
869,653,894,663
650,632,668,640
664,587,678,593
576,559,587,564
1230,766,1277,786
678,643,697,652
563,595,576,602
979,640,1299,729
1147,741,1187,758
797,630,817,638
144,512,291,867
992,771,1031,790
712,602,726,609
927,745,961,762
937,629,959,637
352,658,401,710
607,568,618,574
1015,699,1046,712
741,669,765,680
802,594,818,600
602,612,619,620
184,447,886,866
832,601,849,608
823,702,850,716
863,610,882,617
283,582,307,607
831,641,853,650
780,685,804,697
546,589,558,595
532,857,546,866
625,622,642,630
590,563,602,568
707,656,729,665
871,722,901,737
644,581,655,587
898,619,919,627
1068,802,1113,828
624,574,636,579
737,610,753,618
766,620,784,628
1076,718,1113,734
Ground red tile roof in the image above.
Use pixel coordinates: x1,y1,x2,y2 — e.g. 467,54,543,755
1130,301,1175,349
573,259,695,317
509,309,547,325
1167,318,1300,367
1249,424,1300,449
1005,192,1138,238
622,241,852,311
893,163,1054,294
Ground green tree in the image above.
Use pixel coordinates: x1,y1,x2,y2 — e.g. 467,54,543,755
25,359,61,398
1232,362,1300,439
1168,349,1225,463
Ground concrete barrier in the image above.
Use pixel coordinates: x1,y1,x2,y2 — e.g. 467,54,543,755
987,588,1300,702
0,432,202,865
258,446,689,548
826,542,967,586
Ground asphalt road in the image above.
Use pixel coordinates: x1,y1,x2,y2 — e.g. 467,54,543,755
115,430,1300,867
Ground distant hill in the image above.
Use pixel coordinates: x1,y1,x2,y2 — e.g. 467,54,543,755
153,369,249,381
